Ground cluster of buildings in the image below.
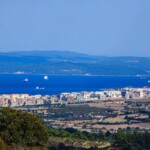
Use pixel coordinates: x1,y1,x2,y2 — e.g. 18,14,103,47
0,88,150,107
122,88,150,99
0,94,50,107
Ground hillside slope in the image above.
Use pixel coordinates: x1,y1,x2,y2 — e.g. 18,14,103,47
0,51,150,75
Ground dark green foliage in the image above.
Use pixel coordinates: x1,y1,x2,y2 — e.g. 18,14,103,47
72,131,87,140
48,128,150,150
86,132,96,141
1,107,150,150
65,128,77,134
98,131,107,141
48,127,88,140
0,107,49,147
48,127,105,141
114,129,150,150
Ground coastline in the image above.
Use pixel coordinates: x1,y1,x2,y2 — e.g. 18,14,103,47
0,73,150,77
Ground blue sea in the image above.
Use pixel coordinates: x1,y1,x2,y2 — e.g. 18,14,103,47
0,74,150,95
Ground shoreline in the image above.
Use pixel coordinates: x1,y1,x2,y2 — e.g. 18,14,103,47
0,73,150,77
0,87,150,96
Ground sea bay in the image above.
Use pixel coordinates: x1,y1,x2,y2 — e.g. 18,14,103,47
0,74,150,95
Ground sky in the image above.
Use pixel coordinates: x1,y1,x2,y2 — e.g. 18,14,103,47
0,0,150,56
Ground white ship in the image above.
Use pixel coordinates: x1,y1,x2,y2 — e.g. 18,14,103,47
148,80,150,83
136,74,140,77
36,86,40,90
44,75,48,80
36,86,45,90
24,78,29,82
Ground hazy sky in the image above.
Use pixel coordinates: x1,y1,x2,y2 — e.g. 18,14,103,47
0,0,150,56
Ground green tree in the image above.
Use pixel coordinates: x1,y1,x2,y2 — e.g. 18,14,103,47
0,108,49,147
72,131,87,140
87,132,95,141
99,131,106,141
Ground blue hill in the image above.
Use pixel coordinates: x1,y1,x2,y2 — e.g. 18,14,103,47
0,51,150,75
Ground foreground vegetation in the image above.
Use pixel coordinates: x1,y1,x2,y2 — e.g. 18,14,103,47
0,107,49,150
0,108,150,150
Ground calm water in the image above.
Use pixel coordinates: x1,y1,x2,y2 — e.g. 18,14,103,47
0,74,150,95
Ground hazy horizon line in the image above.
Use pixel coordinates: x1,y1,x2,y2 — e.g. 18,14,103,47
0,49,149,58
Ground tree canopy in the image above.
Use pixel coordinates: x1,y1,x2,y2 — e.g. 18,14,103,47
0,107,49,147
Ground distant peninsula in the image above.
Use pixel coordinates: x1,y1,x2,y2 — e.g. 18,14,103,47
0,50,150,76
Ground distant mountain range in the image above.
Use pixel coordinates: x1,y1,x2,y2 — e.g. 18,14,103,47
0,50,150,75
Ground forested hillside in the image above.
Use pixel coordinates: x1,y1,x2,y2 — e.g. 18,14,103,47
0,51,150,75
0,108,150,150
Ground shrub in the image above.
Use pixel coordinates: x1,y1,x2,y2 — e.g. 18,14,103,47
0,108,49,147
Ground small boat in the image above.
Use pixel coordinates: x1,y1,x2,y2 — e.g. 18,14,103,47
44,75,48,80
24,78,29,82
36,86,45,90
36,86,40,90
136,74,140,77
148,80,150,83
